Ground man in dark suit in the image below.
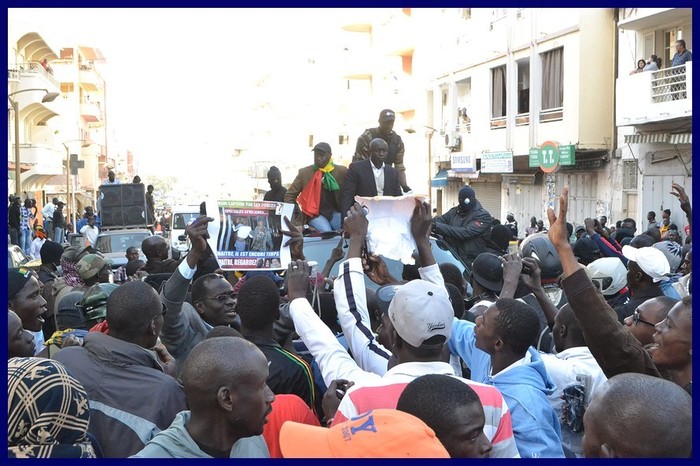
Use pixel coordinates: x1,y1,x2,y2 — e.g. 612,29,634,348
342,138,403,218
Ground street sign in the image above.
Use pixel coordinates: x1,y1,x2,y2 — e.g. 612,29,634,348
481,151,513,173
528,142,575,172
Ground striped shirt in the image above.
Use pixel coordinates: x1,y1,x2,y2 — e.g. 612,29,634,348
333,361,519,458
19,206,32,230
329,259,518,458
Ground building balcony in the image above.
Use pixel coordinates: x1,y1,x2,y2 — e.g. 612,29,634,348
81,101,103,123
79,64,102,91
11,144,64,192
340,11,372,33
618,8,691,31
10,62,60,92
616,62,692,126
374,14,415,56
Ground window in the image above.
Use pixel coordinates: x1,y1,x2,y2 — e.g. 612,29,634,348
459,8,471,19
663,27,683,66
622,160,638,190
308,134,314,148
541,48,564,121
491,66,507,119
517,59,530,115
338,135,349,145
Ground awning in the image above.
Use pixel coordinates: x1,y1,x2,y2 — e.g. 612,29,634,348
624,133,693,145
669,133,692,145
624,133,669,144
431,169,448,187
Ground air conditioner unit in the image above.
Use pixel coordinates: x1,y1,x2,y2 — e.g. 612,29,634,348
445,132,461,151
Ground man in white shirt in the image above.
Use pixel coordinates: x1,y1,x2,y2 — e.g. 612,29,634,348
234,218,252,252
79,215,99,246
42,197,58,240
540,304,607,458
341,138,403,220
103,170,121,185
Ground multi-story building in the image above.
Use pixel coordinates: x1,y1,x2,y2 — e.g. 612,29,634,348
50,45,108,219
615,8,692,235
415,8,617,229
8,20,118,226
7,30,62,205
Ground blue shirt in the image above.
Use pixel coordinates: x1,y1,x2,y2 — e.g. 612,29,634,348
671,50,692,67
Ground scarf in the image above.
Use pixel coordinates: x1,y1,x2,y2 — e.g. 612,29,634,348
315,160,340,191
7,357,97,458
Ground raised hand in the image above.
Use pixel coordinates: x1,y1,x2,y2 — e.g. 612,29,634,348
547,186,570,250
286,259,310,301
281,215,305,261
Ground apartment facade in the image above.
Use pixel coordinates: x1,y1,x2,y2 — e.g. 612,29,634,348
615,8,692,235
412,8,617,231
7,30,62,203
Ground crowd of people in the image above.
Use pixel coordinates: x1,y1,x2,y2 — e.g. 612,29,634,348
6,109,693,458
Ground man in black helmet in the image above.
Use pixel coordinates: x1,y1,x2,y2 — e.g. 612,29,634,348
431,186,492,276
354,109,411,193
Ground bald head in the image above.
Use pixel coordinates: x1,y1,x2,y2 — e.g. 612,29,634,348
106,280,162,343
553,304,586,352
142,235,169,261
583,373,692,458
181,337,267,412
369,138,388,168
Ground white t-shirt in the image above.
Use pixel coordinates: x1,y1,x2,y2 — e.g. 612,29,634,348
80,225,99,246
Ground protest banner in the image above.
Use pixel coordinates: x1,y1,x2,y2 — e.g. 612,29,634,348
204,200,295,270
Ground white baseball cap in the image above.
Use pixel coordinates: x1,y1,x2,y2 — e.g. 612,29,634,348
622,245,670,282
387,280,453,348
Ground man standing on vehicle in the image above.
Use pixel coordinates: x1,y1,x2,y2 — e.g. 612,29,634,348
354,109,411,193
432,186,493,277
342,138,403,219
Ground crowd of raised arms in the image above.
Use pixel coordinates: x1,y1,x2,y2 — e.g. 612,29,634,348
7,109,692,459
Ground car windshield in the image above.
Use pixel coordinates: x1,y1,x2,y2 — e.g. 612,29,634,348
172,213,199,230
95,233,150,254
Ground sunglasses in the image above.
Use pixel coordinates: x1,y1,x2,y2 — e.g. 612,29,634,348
633,309,656,327
202,291,236,303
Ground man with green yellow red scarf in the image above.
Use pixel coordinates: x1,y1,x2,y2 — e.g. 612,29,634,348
285,142,348,232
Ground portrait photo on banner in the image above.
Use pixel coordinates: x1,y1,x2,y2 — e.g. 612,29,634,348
204,200,294,271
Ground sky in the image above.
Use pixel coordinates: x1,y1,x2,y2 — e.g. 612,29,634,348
9,8,355,178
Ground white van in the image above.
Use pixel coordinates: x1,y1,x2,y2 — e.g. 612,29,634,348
169,205,200,259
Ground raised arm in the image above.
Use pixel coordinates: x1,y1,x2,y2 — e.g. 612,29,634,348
333,203,392,375
548,187,661,379
287,259,381,387
160,216,213,358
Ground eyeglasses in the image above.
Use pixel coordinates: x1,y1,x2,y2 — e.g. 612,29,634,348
202,291,236,303
633,309,656,327
150,303,166,324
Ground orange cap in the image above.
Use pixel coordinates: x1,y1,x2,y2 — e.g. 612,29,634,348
279,409,450,458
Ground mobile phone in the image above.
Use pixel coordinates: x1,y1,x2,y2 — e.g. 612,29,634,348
199,201,207,216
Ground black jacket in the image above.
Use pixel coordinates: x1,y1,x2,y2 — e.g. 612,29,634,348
245,335,317,412
8,203,20,229
433,201,493,272
54,332,187,457
341,159,403,217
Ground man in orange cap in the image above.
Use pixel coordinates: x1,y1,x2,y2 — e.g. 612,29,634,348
279,409,450,458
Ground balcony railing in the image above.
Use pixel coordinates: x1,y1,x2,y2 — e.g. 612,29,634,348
12,62,60,89
651,65,687,102
616,61,692,126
